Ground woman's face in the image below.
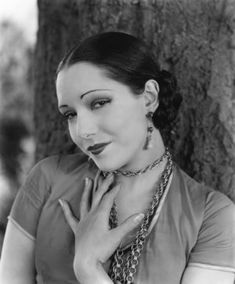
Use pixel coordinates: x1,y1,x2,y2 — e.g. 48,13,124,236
56,62,147,171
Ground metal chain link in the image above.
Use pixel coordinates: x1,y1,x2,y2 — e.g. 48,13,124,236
104,149,169,177
108,153,173,283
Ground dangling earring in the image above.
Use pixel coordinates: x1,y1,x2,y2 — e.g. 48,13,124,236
88,154,92,162
143,111,154,150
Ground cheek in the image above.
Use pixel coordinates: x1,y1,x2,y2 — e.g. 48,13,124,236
125,117,146,144
103,105,146,143
68,123,81,146
68,123,74,140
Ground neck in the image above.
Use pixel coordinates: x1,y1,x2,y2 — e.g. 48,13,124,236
114,129,167,189
120,129,165,171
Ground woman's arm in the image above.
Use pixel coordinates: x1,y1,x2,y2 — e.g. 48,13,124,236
181,266,235,284
0,220,35,284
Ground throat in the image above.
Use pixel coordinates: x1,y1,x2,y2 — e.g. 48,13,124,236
112,158,167,228
115,154,168,195
105,147,168,179
111,153,170,239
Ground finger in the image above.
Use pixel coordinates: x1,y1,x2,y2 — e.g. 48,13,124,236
92,169,103,202
59,199,78,233
92,177,103,208
99,183,121,214
80,177,93,219
93,169,102,192
112,213,145,241
92,173,115,209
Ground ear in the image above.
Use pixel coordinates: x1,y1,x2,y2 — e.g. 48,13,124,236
143,79,159,113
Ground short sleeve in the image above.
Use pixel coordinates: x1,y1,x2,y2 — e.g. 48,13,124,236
188,190,235,272
9,156,58,239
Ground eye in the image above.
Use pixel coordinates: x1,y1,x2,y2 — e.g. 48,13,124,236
91,99,111,110
62,111,76,121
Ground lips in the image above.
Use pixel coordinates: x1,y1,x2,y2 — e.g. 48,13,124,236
87,142,111,155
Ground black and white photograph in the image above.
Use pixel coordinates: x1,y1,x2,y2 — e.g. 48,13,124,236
0,1,235,283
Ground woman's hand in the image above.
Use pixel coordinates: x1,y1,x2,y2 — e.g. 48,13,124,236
59,173,144,284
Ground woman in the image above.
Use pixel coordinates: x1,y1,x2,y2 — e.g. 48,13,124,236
0,32,234,284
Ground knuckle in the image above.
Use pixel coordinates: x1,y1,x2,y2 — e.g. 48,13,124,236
100,194,112,209
98,184,111,197
64,208,71,219
103,173,114,186
81,192,87,202
102,193,110,204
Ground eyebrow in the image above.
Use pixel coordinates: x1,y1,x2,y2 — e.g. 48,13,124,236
81,89,111,99
59,89,111,109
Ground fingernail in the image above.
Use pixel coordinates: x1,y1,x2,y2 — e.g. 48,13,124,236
85,177,90,186
134,213,145,223
58,199,64,208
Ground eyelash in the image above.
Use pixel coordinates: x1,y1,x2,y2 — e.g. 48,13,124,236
91,99,111,109
62,99,111,121
63,112,76,121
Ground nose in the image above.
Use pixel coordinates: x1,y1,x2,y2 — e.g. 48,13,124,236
76,111,97,139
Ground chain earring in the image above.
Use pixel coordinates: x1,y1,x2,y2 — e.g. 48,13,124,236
143,111,154,150
88,153,92,162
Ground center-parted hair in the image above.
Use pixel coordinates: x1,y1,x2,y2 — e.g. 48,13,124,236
57,32,182,133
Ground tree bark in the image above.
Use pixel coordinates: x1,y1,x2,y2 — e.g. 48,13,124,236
34,0,235,201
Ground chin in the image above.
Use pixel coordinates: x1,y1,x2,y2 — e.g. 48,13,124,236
91,157,124,172
93,162,118,172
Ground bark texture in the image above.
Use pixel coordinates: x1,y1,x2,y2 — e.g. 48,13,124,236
35,0,235,201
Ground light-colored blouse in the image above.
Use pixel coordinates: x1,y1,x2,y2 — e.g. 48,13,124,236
9,153,235,283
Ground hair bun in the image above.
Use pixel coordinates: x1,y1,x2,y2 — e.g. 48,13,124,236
153,70,182,131
159,70,177,91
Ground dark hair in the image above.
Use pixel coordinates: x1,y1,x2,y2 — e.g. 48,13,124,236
57,32,182,132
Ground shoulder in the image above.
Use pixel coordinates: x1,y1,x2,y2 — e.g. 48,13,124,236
35,152,88,171
31,153,99,203
172,165,235,271
171,164,235,235
31,152,90,183
199,187,235,243
173,164,234,211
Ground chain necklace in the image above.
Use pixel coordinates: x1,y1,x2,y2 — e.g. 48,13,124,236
108,153,173,284
103,149,169,177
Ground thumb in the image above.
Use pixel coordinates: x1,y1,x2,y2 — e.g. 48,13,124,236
113,213,145,241
59,199,78,233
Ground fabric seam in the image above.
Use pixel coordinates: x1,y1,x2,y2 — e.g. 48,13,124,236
8,216,36,241
188,262,235,273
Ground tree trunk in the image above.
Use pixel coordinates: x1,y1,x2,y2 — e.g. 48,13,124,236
34,0,235,201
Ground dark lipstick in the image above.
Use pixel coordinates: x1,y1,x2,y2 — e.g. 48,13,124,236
87,142,111,155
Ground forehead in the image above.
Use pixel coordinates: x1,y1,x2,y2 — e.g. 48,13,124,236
56,62,115,94
56,62,143,109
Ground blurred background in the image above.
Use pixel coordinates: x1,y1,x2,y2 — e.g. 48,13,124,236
0,0,37,253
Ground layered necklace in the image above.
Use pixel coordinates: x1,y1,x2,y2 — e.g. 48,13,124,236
107,149,173,284
103,149,169,177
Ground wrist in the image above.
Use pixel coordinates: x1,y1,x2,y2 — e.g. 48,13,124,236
74,260,112,284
